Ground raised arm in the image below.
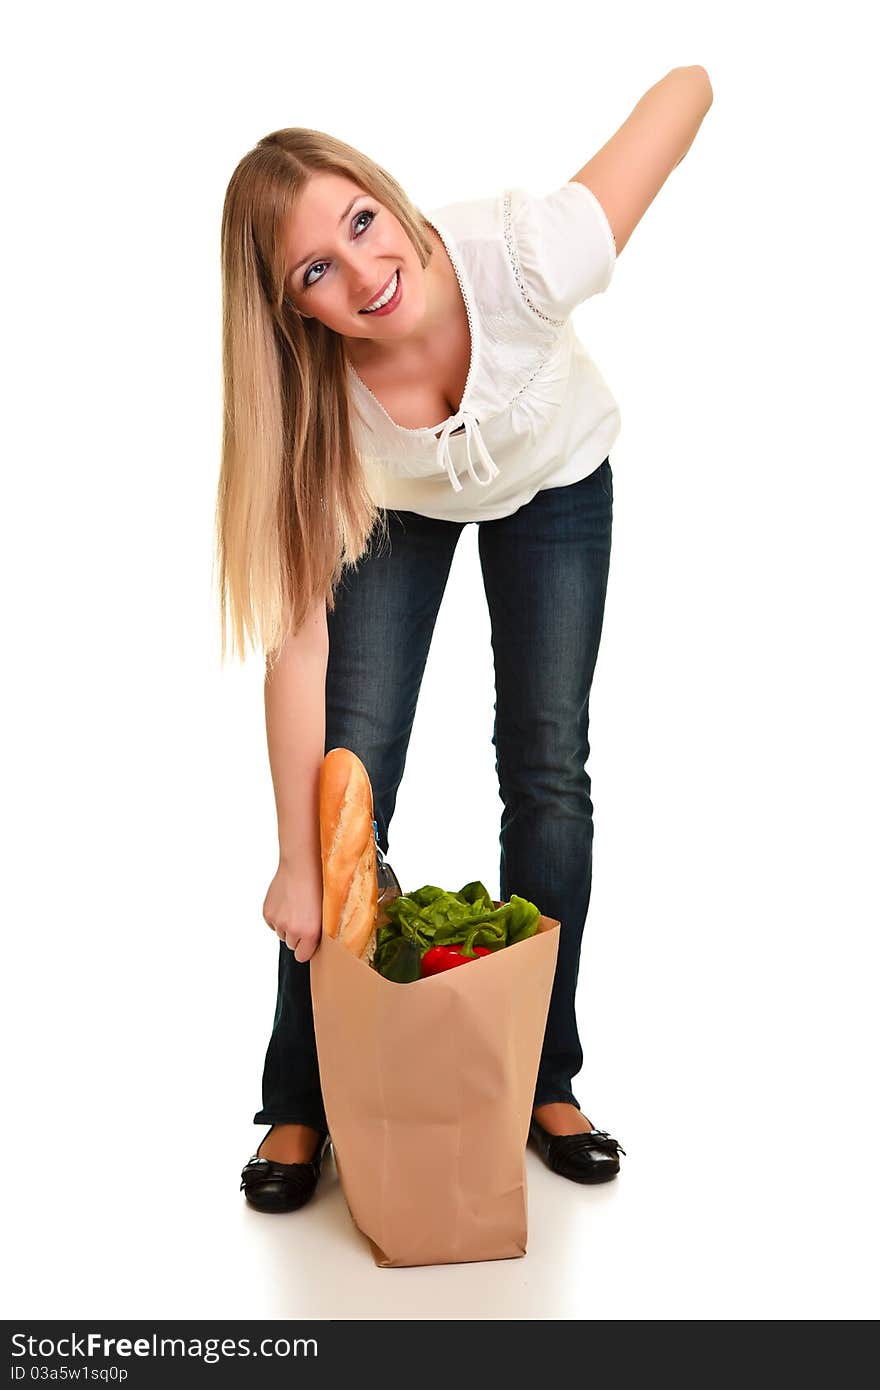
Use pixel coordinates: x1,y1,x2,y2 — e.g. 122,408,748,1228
570,65,714,257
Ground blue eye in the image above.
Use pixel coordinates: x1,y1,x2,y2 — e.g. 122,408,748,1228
303,209,377,289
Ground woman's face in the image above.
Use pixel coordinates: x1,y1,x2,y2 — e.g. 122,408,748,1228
280,171,428,348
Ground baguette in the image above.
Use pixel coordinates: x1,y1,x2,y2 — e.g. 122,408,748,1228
319,747,379,962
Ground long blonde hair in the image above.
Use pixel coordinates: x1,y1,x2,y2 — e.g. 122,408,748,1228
215,128,434,668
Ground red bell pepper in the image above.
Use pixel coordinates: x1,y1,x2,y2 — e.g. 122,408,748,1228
421,945,492,976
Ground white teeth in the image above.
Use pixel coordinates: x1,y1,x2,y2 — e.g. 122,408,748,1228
361,270,399,312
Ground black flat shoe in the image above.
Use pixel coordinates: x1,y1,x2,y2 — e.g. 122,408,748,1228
528,1116,626,1184
240,1128,331,1213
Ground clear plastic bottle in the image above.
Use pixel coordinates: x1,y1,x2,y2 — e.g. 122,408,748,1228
373,818,402,927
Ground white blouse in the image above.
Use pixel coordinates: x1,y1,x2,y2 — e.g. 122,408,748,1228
347,179,621,523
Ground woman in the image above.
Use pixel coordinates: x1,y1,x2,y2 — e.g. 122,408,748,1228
217,66,713,1213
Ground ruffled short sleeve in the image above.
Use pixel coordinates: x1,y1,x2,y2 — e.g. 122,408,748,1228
504,181,617,321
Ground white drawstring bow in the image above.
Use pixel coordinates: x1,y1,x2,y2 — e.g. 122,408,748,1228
435,411,501,493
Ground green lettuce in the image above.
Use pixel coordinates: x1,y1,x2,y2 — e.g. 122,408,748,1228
372,881,540,980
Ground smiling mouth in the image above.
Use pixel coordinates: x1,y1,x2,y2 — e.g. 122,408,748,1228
358,269,400,313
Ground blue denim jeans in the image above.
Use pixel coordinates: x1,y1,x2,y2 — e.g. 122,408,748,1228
254,457,614,1131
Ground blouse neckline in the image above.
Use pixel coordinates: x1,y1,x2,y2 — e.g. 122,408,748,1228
346,212,480,438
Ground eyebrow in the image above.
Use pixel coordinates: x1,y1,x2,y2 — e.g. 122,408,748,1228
288,196,363,278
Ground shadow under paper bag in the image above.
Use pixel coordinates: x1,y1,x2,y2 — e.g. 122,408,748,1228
310,903,560,1268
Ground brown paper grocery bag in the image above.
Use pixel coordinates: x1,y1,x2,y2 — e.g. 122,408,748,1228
310,904,560,1268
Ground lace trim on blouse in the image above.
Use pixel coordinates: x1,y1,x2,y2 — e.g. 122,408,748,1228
502,192,566,329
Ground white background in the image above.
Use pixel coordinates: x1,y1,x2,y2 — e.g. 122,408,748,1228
3,0,877,1321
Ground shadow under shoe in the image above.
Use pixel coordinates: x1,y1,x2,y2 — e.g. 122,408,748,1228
240,1130,332,1213
528,1117,626,1184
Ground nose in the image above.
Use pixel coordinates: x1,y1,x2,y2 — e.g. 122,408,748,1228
334,246,387,304
351,267,386,306
353,275,376,304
